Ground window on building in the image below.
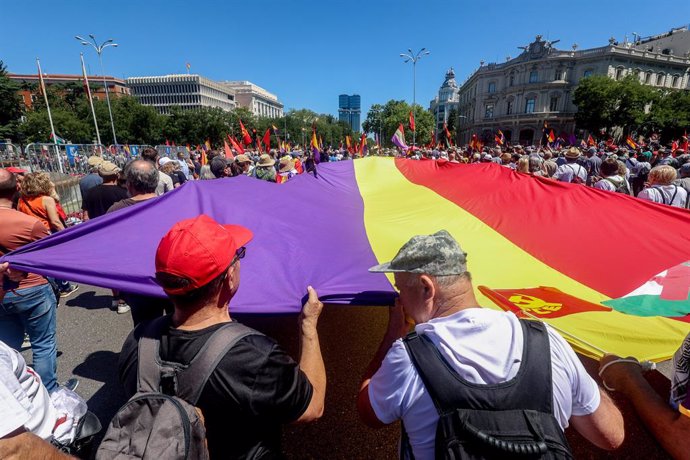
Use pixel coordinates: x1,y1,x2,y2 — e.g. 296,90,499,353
506,100,513,115
488,82,496,93
549,97,559,112
485,104,494,118
529,70,539,83
657,73,665,86
509,73,515,86
525,98,536,113
672,75,680,88
615,68,624,80
554,69,564,81
583,69,593,78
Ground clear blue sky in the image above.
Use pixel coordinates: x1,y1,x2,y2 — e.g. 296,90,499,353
1,0,689,123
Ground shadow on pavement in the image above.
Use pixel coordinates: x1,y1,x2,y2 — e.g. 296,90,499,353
65,291,113,310
72,350,127,445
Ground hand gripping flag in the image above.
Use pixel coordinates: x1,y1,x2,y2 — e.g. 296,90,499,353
391,124,408,150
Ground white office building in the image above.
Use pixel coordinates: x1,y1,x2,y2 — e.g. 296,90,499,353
126,74,236,114
221,81,284,118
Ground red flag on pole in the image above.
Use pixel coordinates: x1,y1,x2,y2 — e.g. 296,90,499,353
228,135,245,155
587,134,596,147
239,119,252,146
409,110,416,132
359,133,367,157
263,129,271,153
223,140,235,160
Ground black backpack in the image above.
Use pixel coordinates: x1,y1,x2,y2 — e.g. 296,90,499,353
97,318,256,460
402,319,572,460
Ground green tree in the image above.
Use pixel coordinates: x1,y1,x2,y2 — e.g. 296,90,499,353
573,76,619,134
573,75,658,137
0,60,24,141
364,100,434,148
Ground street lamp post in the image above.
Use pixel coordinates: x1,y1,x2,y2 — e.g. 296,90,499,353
400,48,430,149
75,34,119,147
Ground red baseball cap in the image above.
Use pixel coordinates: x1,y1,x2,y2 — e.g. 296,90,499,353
6,167,27,174
155,215,253,295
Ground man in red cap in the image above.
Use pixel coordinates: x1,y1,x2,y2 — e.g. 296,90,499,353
117,214,326,458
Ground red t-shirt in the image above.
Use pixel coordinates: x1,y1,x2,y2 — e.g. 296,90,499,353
0,208,50,291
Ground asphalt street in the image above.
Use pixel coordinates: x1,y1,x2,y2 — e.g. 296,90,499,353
21,284,673,459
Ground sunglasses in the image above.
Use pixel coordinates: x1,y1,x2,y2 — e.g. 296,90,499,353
231,246,246,266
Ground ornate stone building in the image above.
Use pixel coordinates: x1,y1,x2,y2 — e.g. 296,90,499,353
454,26,690,146
429,68,460,137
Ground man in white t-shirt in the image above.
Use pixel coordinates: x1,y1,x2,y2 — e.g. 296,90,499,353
357,231,624,459
553,147,588,183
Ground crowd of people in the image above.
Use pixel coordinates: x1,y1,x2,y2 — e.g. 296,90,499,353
0,138,689,459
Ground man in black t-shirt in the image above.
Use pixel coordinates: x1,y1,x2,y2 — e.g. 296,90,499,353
81,161,128,220
117,215,326,458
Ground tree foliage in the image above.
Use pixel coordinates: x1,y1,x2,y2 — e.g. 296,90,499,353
363,100,434,147
572,74,686,138
0,61,24,140
4,80,354,149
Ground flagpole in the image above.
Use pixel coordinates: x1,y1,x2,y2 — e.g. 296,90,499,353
36,58,64,174
81,52,102,151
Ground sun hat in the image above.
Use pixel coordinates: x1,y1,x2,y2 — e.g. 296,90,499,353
279,156,295,173
98,161,120,176
257,154,275,167
565,147,581,159
155,215,253,295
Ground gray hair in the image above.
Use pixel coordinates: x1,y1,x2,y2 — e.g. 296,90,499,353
199,164,215,180
401,272,470,288
125,159,159,194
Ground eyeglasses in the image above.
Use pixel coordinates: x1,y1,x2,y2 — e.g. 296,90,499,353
231,246,246,266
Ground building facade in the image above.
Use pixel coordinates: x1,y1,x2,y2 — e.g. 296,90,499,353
454,26,690,146
338,94,361,131
429,68,460,138
221,81,283,118
9,73,130,110
126,74,236,114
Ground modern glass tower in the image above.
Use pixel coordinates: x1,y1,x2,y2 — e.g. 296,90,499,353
338,94,361,131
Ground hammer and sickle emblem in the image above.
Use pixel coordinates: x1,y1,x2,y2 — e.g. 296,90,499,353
508,294,563,315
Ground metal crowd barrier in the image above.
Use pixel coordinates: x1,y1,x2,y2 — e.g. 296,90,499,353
155,145,191,159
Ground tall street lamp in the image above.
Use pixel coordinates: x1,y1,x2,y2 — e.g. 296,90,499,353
76,34,119,146
400,48,430,148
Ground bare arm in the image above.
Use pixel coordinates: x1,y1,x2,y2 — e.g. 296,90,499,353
43,196,64,231
357,298,412,428
294,286,326,423
569,388,624,450
600,356,690,459
0,428,74,460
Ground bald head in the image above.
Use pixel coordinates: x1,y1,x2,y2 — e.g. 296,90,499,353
125,159,159,195
0,169,17,200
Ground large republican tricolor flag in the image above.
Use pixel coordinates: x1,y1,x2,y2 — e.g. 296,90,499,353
3,158,690,361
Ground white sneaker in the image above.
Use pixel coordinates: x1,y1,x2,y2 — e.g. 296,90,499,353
117,302,131,314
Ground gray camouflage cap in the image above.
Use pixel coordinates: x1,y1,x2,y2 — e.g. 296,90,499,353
369,230,467,275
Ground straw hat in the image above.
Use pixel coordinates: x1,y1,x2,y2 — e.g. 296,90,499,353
98,161,120,176
279,156,295,173
257,154,275,167
87,155,104,167
565,147,581,159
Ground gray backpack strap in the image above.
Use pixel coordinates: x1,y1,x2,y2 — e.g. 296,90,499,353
176,322,257,405
136,316,171,393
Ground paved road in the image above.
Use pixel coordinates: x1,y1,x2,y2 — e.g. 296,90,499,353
22,285,672,459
